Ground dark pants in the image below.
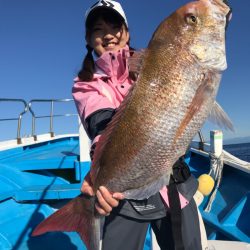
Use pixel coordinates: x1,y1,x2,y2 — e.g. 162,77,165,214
102,198,202,250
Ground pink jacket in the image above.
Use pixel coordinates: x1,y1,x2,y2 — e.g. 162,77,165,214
72,46,189,208
72,45,133,125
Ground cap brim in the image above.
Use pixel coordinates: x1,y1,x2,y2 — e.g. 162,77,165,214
85,6,127,28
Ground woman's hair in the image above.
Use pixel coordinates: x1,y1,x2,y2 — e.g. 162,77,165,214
78,8,131,81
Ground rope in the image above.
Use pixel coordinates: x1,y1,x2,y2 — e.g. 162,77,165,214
205,153,224,212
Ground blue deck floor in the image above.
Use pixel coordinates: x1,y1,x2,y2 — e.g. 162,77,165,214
0,137,87,249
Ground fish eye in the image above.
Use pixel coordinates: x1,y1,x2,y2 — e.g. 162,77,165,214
185,14,198,25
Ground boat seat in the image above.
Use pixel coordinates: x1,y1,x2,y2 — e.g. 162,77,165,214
0,163,72,201
14,183,82,201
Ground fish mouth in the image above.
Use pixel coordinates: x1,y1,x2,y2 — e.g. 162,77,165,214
201,0,230,21
188,0,229,71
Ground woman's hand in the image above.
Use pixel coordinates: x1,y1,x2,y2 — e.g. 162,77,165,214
95,186,124,216
81,172,95,196
81,173,124,216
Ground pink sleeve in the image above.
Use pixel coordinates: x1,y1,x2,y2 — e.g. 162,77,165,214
72,80,116,122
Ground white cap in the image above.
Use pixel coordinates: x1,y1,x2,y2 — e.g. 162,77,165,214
85,0,128,28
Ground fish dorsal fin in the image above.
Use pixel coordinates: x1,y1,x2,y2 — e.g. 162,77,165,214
128,49,146,75
90,83,136,183
208,101,234,131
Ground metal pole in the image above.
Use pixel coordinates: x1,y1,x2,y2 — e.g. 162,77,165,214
17,115,22,144
198,130,205,151
50,101,55,137
0,99,28,144
28,102,37,141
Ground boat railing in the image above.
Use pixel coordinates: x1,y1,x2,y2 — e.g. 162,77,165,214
0,98,78,144
28,98,78,141
0,98,29,144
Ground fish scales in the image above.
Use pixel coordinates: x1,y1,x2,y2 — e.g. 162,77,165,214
92,16,222,197
32,1,230,249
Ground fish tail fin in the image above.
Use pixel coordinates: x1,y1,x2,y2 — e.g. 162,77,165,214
32,195,101,250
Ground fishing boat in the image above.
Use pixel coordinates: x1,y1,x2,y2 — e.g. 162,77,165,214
0,98,249,250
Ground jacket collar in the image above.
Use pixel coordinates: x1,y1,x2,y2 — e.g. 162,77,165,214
94,45,130,82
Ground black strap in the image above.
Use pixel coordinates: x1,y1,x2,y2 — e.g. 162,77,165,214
167,157,191,250
168,176,185,250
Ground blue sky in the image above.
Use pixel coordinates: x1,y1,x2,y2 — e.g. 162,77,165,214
0,0,249,142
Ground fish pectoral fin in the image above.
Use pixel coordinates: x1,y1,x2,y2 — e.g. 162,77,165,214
208,101,234,131
128,49,146,74
32,195,101,250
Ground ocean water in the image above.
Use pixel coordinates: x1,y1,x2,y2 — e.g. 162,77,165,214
224,142,250,162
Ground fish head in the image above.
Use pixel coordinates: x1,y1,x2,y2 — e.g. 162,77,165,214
150,0,230,72
178,0,230,71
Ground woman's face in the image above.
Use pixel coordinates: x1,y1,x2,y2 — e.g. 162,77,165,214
86,17,129,56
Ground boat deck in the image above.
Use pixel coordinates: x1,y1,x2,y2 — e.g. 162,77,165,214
0,136,89,250
0,135,249,249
